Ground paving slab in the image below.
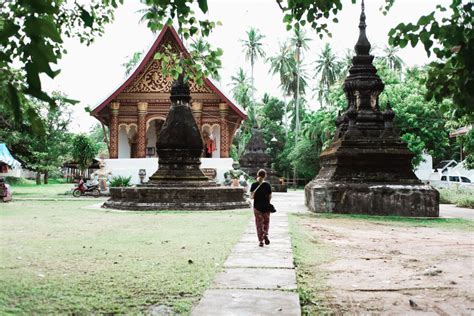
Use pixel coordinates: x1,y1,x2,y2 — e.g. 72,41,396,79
191,289,300,316
191,205,301,315
225,251,294,268
239,233,291,244
244,225,288,232
212,268,297,290
232,242,293,253
242,231,289,239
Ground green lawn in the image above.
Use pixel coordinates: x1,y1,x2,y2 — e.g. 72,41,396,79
311,212,474,231
289,214,332,315
0,200,251,314
10,183,74,199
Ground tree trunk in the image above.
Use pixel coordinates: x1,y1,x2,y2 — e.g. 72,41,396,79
43,171,49,184
36,172,42,185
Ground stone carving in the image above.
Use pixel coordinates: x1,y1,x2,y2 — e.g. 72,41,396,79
91,160,112,193
224,161,251,188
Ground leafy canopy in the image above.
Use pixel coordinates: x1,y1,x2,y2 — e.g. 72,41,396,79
0,0,119,131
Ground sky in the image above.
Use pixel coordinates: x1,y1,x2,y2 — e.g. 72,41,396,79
42,0,449,132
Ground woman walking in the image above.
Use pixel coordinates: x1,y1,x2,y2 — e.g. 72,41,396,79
250,169,273,247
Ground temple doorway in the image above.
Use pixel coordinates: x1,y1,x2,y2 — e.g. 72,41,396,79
202,124,220,158
118,124,137,158
146,117,165,158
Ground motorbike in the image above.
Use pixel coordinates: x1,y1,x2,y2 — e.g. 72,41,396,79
73,179,100,198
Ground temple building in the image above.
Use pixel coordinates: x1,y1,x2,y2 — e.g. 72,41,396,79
91,25,246,160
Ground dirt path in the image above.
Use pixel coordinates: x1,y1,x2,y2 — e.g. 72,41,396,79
302,218,474,314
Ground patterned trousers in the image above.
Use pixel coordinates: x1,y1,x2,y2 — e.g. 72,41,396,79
254,209,270,242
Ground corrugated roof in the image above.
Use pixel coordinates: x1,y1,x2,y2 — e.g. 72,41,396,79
0,143,21,169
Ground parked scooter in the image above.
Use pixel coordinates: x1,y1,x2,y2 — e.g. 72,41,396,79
73,178,100,198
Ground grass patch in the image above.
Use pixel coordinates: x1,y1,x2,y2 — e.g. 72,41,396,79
311,212,474,231
288,213,333,315
438,187,474,209
10,183,74,198
0,201,251,314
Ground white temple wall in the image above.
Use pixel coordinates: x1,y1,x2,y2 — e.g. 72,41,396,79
118,126,131,158
103,158,234,184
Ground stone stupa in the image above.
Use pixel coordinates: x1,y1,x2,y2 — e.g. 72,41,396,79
104,75,249,210
305,0,439,216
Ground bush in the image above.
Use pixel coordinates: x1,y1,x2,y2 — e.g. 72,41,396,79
110,176,132,187
457,197,474,209
4,177,34,185
438,187,474,209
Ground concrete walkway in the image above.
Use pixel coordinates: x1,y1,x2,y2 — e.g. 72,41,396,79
440,203,474,220
191,192,304,316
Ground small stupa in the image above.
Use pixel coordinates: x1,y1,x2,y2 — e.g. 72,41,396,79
104,75,249,210
305,0,439,216
239,126,287,192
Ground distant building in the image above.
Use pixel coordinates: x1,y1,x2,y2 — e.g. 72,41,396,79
0,143,21,177
90,25,246,160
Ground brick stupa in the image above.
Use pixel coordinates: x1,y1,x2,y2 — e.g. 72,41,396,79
305,1,439,216
104,75,249,210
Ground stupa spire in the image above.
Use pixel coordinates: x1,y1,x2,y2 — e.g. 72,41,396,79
170,73,191,104
354,0,371,56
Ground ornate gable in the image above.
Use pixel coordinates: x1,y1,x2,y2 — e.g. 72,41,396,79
123,31,212,94
91,25,245,120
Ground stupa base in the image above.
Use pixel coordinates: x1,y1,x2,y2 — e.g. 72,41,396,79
103,186,250,211
305,181,439,217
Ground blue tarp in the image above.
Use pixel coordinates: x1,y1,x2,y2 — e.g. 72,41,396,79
0,143,21,169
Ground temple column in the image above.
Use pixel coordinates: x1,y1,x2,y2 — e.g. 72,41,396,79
191,102,203,128
219,103,229,158
137,102,148,158
109,102,120,159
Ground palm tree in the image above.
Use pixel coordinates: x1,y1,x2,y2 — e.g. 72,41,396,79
122,51,143,77
289,27,311,145
137,2,161,34
229,68,255,159
313,43,343,107
341,49,354,77
268,42,294,135
380,45,405,72
241,28,266,110
268,42,293,94
230,68,252,107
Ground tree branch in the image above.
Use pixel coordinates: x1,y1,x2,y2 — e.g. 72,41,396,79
275,0,286,12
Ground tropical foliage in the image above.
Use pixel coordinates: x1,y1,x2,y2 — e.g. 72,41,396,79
388,0,473,117
71,134,99,176
461,129,474,169
110,175,132,187
122,51,143,77
0,0,118,132
0,93,74,184
378,45,404,72
313,43,343,106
